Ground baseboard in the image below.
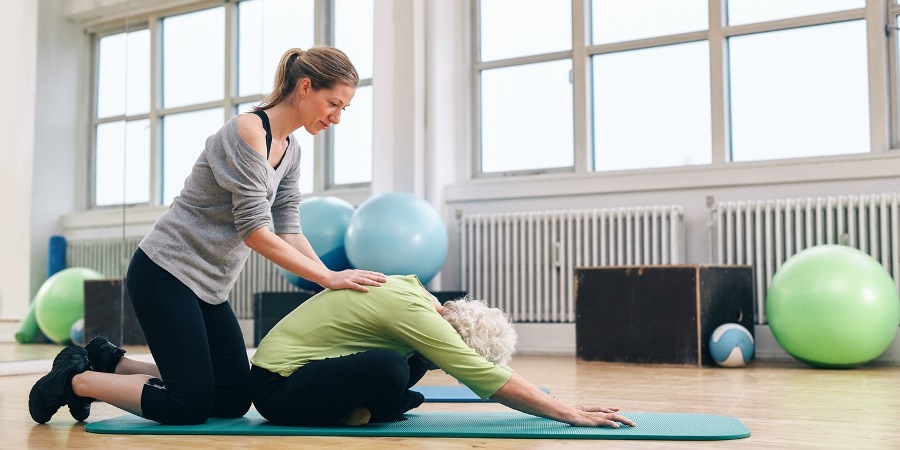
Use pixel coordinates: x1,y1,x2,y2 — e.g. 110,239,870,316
0,320,18,343
514,323,577,355
513,323,900,366
239,319,254,347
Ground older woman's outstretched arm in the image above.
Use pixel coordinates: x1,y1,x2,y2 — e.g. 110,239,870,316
489,373,636,428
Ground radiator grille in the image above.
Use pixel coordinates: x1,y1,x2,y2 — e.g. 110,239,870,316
711,193,900,324
66,238,297,319
460,206,685,323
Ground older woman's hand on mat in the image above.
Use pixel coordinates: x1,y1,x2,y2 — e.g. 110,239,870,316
574,405,623,414
490,373,636,428
568,407,636,428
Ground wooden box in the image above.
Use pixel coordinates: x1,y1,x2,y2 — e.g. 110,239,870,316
84,279,147,346
253,291,318,347
575,265,755,366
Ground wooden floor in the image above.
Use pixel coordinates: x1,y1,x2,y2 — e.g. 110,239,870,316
1,343,898,449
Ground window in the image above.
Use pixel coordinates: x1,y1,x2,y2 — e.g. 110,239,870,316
475,0,877,178
589,1,710,172
331,0,374,187
162,8,224,109
90,0,374,208
729,21,869,161
93,29,150,206
727,0,864,26
592,42,711,171
481,60,574,173
477,0,572,174
591,0,708,45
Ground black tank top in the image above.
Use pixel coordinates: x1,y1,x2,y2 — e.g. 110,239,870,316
251,110,273,157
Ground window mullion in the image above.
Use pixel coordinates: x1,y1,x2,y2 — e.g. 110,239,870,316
867,0,891,153
89,33,101,208
709,0,728,165
320,0,335,191
149,14,162,206
572,0,591,173
890,4,900,149
224,0,236,122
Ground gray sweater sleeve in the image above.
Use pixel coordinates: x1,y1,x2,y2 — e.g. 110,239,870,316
207,124,276,241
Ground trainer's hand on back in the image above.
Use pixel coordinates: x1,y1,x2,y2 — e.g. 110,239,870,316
569,405,636,428
324,269,386,292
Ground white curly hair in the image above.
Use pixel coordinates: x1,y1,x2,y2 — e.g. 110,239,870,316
441,299,517,367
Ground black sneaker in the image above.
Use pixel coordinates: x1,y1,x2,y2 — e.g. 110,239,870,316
67,388,94,422
28,346,91,424
85,335,126,374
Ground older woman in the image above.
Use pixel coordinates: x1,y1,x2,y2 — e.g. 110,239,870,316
250,274,636,428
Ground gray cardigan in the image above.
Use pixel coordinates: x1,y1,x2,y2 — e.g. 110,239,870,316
139,115,303,304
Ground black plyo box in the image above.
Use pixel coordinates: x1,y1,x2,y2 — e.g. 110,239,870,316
83,279,147,346
253,291,317,347
575,265,755,366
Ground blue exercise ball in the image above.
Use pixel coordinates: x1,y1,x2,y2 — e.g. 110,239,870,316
344,192,448,285
278,196,355,292
709,323,755,367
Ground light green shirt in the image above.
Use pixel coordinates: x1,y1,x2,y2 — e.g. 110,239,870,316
251,275,513,399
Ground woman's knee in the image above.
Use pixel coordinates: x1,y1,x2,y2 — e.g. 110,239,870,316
158,385,217,425
213,393,252,418
162,405,214,425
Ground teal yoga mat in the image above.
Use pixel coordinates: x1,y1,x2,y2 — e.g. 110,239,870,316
413,385,550,402
84,410,750,440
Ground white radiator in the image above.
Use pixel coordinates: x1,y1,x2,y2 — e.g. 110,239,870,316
711,193,900,324
67,238,296,319
460,206,685,323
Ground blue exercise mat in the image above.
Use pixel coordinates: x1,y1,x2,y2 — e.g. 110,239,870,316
84,410,750,440
412,385,550,402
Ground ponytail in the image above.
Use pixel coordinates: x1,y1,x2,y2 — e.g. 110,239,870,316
254,47,359,111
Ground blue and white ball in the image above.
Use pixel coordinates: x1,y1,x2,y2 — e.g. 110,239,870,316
69,318,85,346
709,323,754,367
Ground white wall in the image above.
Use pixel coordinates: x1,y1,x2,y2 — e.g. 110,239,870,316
31,0,84,300
0,0,38,325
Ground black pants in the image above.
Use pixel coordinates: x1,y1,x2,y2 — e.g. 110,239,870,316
250,349,427,426
126,248,251,424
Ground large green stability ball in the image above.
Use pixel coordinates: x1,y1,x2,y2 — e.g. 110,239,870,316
766,245,900,368
34,267,105,344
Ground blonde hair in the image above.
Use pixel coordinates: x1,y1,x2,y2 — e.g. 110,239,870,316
255,47,359,111
442,299,517,367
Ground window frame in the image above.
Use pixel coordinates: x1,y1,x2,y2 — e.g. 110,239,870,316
889,0,900,149
472,0,889,180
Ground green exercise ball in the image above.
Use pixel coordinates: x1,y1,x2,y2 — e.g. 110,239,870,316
34,267,104,345
766,245,900,368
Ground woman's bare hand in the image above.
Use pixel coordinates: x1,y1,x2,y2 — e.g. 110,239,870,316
568,406,636,428
324,269,387,292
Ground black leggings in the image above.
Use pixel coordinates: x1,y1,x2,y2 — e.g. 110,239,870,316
126,248,251,424
250,349,427,426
